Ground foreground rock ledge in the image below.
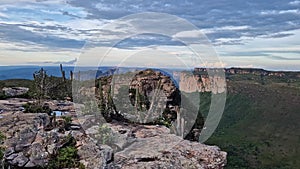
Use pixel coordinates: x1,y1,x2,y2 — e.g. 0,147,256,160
0,113,226,169
106,123,227,169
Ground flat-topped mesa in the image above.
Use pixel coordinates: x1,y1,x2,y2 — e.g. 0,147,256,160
225,67,300,77
179,67,300,94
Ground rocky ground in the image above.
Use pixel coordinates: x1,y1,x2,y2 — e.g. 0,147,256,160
0,98,227,168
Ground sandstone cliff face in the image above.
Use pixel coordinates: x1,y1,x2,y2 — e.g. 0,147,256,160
92,69,182,124
128,69,180,122
179,72,226,94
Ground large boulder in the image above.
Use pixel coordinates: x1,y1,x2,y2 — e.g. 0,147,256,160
2,87,29,97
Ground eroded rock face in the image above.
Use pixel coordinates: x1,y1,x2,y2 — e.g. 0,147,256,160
91,69,204,139
93,69,181,124
128,69,181,122
129,69,180,105
179,72,226,94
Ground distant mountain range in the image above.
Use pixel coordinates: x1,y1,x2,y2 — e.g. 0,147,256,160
0,66,75,80
1,66,299,80
0,66,184,80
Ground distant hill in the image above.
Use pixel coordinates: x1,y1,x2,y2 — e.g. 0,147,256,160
1,66,299,80
0,66,75,80
203,79,300,169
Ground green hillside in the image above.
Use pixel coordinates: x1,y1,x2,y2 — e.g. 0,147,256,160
204,81,300,169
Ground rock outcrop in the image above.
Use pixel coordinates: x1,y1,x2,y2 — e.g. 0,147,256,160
0,113,226,169
85,122,227,169
0,113,113,168
2,87,29,97
93,69,182,124
128,69,180,122
0,113,51,167
179,71,226,94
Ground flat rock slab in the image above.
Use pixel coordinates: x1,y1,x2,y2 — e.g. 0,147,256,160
96,122,227,169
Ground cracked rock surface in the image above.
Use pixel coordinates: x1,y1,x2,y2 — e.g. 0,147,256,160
0,113,226,169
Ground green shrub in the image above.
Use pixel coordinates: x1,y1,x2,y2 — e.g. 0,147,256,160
47,135,85,169
61,116,73,130
0,91,7,99
61,116,72,125
23,103,52,114
98,124,115,145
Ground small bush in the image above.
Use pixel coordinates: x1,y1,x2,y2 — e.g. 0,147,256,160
61,116,72,125
61,116,73,130
47,135,85,169
23,103,52,114
98,124,115,145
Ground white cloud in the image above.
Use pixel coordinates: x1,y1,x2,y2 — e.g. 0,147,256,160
202,25,251,34
63,19,109,30
0,0,299,70
213,36,254,46
289,1,300,5
0,12,7,18
172,30,203,38
216,29,300,70
172,26,251,46
197,61,226,68
260,9,300,15
0,0,66,5
0,49,78,66
95,3,113,11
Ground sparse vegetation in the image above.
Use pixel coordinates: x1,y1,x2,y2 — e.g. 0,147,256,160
23,102,52,114
33,66,72,101
47,135,85,169
98,124,115,145
204,81,300,169
61,116,72,125
61,116,73,130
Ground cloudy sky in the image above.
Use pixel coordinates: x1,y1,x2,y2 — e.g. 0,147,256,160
0,0,299,70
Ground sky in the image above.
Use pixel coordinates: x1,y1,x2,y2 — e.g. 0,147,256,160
0,0,299,70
